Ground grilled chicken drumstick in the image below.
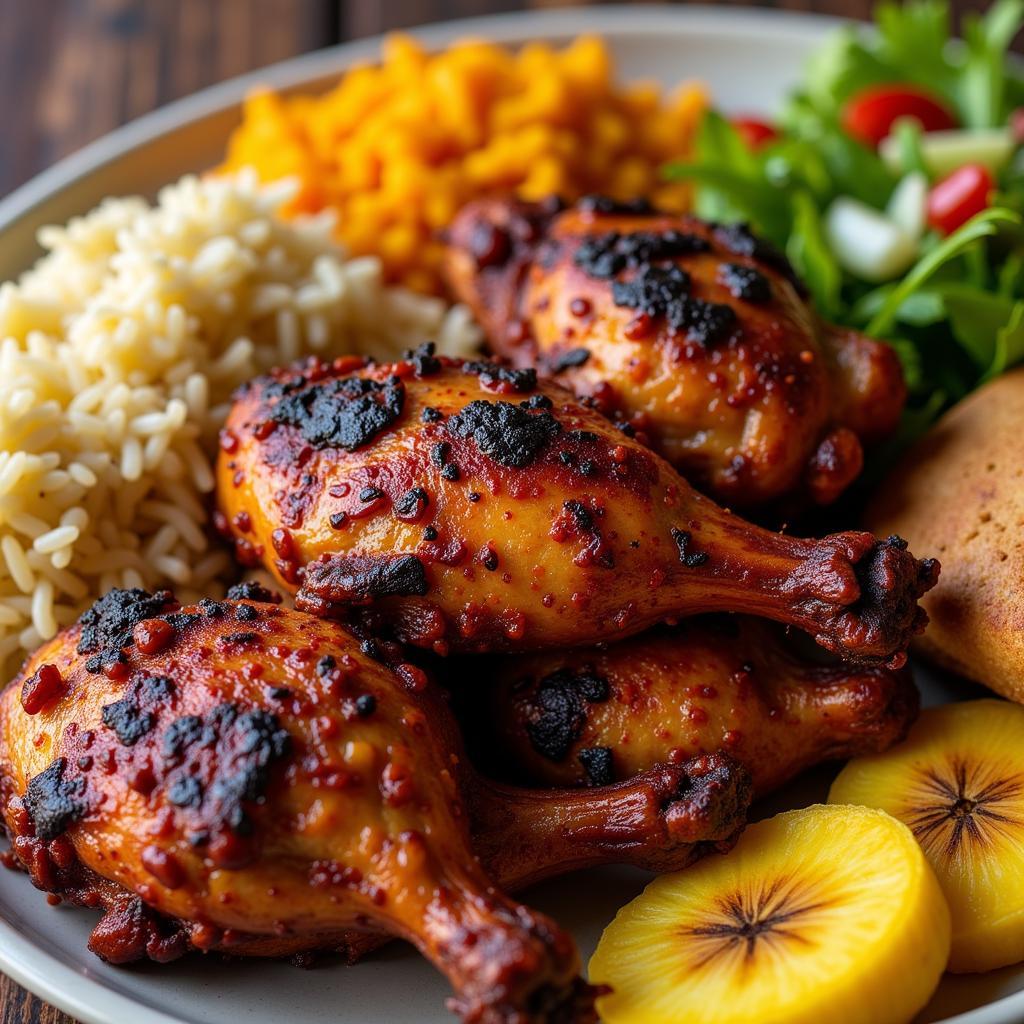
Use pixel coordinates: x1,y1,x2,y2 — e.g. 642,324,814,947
0,587,749,1022
464,617,918,797
217,352,937,665
443,196,906,510
311,751,747,966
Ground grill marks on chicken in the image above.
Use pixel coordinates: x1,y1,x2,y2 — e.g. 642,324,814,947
217,355,936,664
470,617,919,797
0,592,751,1022
442,198,908,510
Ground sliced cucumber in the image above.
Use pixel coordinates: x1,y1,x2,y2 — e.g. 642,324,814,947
825,197,919,283
880,127,1016,178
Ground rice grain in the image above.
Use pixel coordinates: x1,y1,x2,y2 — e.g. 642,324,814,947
0,170,480,676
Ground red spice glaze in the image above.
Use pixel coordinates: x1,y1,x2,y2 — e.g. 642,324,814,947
478,616,918,796
443,198,907,511
218,358,936,665
133,619,176,656
20,665,65,715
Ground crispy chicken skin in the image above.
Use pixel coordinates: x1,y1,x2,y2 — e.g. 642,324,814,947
217,352,936,665
442,196,907,510
467,617,918,797
0,587,749,1022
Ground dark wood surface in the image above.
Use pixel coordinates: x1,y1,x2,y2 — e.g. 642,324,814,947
0,0,1002,1020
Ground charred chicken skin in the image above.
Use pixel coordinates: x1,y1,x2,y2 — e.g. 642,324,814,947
217,352,937,665
0,587,749,1023
465,617,918,797
442,196,907,510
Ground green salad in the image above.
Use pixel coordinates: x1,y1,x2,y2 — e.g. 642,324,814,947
666,0,1024,451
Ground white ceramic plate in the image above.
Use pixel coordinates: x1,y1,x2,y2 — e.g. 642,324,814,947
0,6,1019,1023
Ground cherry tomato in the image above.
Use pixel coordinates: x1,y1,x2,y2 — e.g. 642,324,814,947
926,163,995,235
842,84,957,147
731,117,779,151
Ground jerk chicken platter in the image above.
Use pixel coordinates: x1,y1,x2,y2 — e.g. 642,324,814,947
4,4,1024,1023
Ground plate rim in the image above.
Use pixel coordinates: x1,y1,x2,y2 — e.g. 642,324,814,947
1,6,1022,1024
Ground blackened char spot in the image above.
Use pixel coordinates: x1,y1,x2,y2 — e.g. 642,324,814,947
222,632,260,646
713,222,806,295
394,487,429,520
430,441,451,467
719,262,772,302
355,694,377,717
578,747,614,787
525,669,610,762
301,554,430,603
612,266,737,345
163,715,204,759
520,394,553,410
577,195,654,216
168,776,204,808
402,342,441,376
24,758,88,841
552,348,591,372
225,581,281,604
574,230,709,280
101,675,175,746
77,587,176,657
162,612,201,633
269,374,404,451
464,361,538,393
161,704,291,835
671,528,709,568
563,500,594,531
208,707,291,831
564,429,598,444
446,400,561,468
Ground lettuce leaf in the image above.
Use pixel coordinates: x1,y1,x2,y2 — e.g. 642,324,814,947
787,191,841,318
959,0,1024,128
866,208,1020,335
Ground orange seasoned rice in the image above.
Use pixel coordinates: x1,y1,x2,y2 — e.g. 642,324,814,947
221,34,707,294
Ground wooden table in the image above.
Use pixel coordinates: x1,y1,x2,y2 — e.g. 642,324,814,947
0,0,1005,1020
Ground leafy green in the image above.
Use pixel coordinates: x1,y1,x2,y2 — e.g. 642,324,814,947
941,284,1019,368
985,299,1024,379
787,191,841,317
959,0,1024,128
866,208,1020,335
875,0,955,99
668,112,793,241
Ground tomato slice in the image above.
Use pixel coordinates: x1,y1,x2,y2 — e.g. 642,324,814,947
842,84,958,148
731,117,779,151
926,163,995,235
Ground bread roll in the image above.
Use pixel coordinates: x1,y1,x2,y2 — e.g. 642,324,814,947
868,369,1024,699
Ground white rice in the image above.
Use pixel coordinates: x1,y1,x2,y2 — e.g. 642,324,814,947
0,169,481,681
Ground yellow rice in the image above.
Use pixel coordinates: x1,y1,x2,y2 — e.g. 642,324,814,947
221,34,707,293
